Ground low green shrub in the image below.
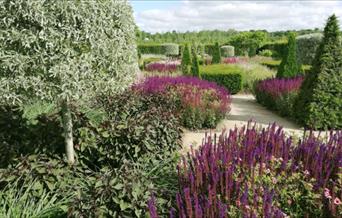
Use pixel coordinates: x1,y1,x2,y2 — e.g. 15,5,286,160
220,45,235,57
200,72,242,94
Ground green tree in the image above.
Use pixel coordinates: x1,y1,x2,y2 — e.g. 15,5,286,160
191,49,200,77
0,0,138,163
229,31,268,56
181,44,191,75
277,32,301,78
212,42,221,64
295,14,342,129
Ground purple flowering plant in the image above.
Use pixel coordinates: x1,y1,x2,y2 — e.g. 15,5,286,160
254,76,304,117
133,76,231,129
145,62,179,73
148,122,342,217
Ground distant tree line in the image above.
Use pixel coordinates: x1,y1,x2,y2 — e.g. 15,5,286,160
136,27,322,46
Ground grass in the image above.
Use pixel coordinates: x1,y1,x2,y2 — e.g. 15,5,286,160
0,178,69,218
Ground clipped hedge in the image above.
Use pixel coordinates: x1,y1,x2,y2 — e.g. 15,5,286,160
220,45,235,57
138,43,180,56
201,72,242,94
161,43,179,56
296,33,323,65
257,41,287,59
138,44,164,55
261,60,312,74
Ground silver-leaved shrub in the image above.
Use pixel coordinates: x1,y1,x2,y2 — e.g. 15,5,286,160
0,0,138,163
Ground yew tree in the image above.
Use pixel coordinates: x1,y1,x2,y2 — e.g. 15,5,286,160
0,0,138,163
295,14,342,129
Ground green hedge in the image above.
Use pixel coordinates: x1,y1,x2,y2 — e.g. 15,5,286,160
138,44,163,55
138,43,180,56
161,43,179,56
261,60,312,74
220,45,235,57
201,72,242,94
258,41,287,59
296,33,323,65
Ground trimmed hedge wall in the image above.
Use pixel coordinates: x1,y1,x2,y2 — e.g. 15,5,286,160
220,46,235,57
201,72,242,94
138,44,163,55
138,43,180,56
257,41,287,59
161,43,179,56
261,60,312,74
296,33,323,65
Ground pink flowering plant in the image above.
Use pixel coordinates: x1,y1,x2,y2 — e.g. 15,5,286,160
145,62,179,74
133,76,231,129
148,123,342,217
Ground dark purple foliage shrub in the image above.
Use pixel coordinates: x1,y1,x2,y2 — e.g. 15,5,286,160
255,76,304,117
133,76,231,129
149,123,342,217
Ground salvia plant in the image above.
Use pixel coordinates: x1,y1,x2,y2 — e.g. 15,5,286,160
133,76,231,129
148,122,342,217
255,76,304,99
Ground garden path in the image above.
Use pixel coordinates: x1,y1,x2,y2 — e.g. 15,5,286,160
181,94,303,153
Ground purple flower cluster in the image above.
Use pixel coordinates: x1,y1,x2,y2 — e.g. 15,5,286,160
133,76,231,114
149,122,342,217
256,76,304,98
145,62,179,73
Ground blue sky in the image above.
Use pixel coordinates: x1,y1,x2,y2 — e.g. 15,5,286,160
130,1,342,33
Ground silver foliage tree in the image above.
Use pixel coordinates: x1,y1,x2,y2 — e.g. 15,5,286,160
0,0,138,163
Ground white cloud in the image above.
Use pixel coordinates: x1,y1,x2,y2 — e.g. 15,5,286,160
134,1,342,33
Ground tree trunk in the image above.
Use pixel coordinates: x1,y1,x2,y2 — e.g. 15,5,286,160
61,101,75,164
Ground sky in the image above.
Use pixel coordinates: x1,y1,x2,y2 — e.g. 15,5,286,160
130,0,342,33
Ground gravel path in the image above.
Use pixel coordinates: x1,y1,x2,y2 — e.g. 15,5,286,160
181,94,303,152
